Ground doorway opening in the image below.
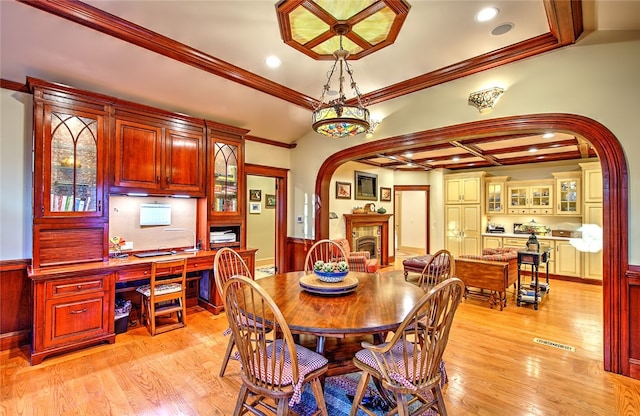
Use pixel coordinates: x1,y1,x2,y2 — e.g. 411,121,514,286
313,113,628,377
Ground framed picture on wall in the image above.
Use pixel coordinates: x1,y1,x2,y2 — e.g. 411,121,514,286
354,171,378,201
249,189,262,201
380,187,392,202
249,202,261,214
265,194,276,208
335,182,351,199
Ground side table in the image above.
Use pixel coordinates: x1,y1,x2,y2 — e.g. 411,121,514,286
516,249,550,310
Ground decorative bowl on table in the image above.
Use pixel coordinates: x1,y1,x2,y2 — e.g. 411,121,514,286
313,260,349,283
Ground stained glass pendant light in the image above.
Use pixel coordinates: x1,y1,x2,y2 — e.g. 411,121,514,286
312,26,370,138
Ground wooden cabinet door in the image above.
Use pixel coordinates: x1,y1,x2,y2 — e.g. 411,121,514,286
445,204,481,256
164,128,205,195
554,175,581,216
113,119,162,191
583,203,603,279
209,137,244,219
483,236,502,249
555,241,582,277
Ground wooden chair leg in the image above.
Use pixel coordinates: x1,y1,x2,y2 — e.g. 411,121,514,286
219,337,236,377
350,372,371,416
433,385,448,416
233,385,250,416
310,378,328,416
275,397,289,415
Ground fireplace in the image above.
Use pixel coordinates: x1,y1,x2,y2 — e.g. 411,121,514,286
356,235,377,258
343,214,392,266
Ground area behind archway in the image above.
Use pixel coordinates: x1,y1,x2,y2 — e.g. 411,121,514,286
314,113,629,376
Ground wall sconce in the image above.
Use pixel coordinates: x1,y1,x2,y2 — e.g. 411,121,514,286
329,211,338,219
468,87,505,113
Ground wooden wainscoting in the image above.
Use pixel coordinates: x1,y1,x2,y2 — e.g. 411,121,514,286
0,259,32,350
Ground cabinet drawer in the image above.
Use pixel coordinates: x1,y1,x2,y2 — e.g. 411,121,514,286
46,276,107,297
187,257,212,272
530,208,553,215
508,208,530,214
503,238,527,247
117,266,151,282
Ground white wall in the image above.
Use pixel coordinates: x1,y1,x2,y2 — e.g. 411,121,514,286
0,89,32,260
289,30,640,264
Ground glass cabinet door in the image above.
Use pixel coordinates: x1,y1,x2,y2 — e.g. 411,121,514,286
46,110,101,215
508,187,528,208
486,182,503,213
557,178,580,214
212,141,239,213
530,185,552,208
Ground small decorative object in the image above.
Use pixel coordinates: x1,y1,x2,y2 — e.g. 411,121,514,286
527,233,540,252
60,155,81,168
352,207,365,214
265,194,276,208
380,187,392,201
313,260,349,282
377,207,387,214
249,189,262,201
364,203,376,213
109,236,127,258
335,181,351,199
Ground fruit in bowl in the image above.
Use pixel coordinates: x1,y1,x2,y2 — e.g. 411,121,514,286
313,260,349,282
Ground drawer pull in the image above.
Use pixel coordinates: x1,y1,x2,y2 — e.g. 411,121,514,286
70,308,88,314
77,285,83,289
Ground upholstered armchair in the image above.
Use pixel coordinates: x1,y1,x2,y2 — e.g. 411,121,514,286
333,238,379,273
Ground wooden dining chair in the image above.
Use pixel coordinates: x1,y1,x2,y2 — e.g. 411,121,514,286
213,247,254,377
136,258,187,336
303,239,347,273
417,249,456,291
350,278,465,416
222,275,329,416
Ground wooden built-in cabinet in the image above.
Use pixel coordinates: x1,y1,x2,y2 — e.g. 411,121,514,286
552,172,581,216
29,78,110,268
445,172,485,256
485,176,509,214
111,107,206,196
203,121,250,250
445,173,484,204
31,272,115,365
580,162,603,280
506,181,553,215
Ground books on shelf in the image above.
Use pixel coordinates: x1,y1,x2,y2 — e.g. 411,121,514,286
50,194,92,212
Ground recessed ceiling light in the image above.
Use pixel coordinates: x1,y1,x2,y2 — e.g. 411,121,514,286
543,133,555,139
529,147,538,153
476,7,499,22
404,152,413,158
491,22,514,36
452,156,460,162
265,56,281,68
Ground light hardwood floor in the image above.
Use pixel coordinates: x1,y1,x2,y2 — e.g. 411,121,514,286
2,262,640,415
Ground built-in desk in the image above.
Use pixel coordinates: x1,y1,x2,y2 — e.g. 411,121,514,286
28,248,256,365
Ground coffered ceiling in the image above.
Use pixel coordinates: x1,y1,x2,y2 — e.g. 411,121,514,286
1,1,638,171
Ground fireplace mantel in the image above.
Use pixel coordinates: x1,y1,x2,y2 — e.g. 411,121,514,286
344,214,393,266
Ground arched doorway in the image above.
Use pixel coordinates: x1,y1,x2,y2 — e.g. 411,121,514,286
314,113,629,377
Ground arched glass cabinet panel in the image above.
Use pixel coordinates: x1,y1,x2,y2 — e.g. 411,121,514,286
212,141,239,214
48,111,99,213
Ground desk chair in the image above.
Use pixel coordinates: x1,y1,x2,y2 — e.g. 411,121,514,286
351,278,465,416
213,247,255,377
417,249,455,291
304,239,347,273
223,275,329,416
136,258,187,336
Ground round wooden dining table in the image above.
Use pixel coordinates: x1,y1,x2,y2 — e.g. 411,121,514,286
255,270,425,376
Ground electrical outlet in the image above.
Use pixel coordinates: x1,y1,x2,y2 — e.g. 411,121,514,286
296,216,303,223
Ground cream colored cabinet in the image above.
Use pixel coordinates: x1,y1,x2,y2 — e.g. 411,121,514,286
583,203,603,280
445,204,481,257
555,240,582,277
580,162,603,204
553,172,581,215
483,235,502,249
485,176,509,214
506,181,553,214
444,172,485,204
